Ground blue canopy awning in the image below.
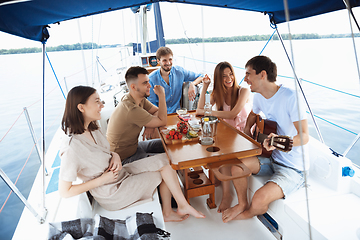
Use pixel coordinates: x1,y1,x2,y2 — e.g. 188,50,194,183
1,0,360,42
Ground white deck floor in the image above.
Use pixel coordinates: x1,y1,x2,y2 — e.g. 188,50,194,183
165,185,276,240
11,129,275,240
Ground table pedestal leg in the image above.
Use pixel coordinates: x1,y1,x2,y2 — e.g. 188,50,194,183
184,169,190,204
179,167,216,209
207,168,216,209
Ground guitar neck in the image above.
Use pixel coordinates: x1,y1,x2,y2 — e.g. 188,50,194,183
257,132,293,153
257,133,268,144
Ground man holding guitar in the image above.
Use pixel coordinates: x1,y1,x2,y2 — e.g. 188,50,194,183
222,56,309,223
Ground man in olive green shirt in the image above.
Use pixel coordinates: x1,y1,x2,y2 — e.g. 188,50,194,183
106,66,167,164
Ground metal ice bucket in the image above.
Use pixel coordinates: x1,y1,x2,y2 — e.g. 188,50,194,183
201,116,219,137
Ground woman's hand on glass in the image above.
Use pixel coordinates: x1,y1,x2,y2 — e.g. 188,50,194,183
107,152,122,172
202,74,211,86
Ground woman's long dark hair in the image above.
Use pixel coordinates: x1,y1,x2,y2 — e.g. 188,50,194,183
61,86,99,135
211,61,240,111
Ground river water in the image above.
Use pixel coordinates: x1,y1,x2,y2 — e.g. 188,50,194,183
0,38,359,239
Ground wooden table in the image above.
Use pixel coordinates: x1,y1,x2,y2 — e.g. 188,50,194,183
158,113,262,208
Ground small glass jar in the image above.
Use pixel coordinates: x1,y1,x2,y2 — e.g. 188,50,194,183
204,103,212,116
201,117,213,145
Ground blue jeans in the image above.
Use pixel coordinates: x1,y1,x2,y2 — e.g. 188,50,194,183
255,156,306,198
122,139,164,165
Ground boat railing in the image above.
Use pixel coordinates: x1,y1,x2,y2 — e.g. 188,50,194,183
0,79,67,222
0,50,86,224
0,169,46,223
0,45,128,225
23,107,48,175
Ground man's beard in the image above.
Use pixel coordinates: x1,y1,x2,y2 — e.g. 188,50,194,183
161,65,171,72
136,87,150,98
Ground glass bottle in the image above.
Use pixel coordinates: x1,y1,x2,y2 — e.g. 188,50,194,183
201,117,213,145
204,92,212,116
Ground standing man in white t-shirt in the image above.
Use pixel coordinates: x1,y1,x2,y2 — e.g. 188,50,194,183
222,55,309,223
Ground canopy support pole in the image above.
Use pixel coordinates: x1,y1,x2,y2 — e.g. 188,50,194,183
41,42,48,222
201,6,206,73
274,26,324,144
280,2,313,238
343,0,360,32
342,0,360,158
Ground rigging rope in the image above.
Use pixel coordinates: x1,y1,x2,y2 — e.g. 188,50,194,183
342,0,360,156
258,29,277,55
275,26,325,144
0,110,24,143
96,15,103,84
0,49,66,214
96,56,108,72
175,4,199,72
92,16,95,87
180,55,360,99
310,111,357,135
282,0,312,238
0,144,36,214
46,52,66,99
345,0,360,91
77,19,89,86
0,109,63,214
239,29,277,85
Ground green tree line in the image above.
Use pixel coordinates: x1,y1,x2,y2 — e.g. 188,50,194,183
0,42,121,55
166,33,360,44
1,33,359,55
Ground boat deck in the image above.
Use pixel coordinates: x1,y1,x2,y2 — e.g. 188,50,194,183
12,129,360,240
165,186,276,240
11,128,275,240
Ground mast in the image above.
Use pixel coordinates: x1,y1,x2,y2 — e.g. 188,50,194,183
154,3,165,49
140,6,148,54
132,3,165,56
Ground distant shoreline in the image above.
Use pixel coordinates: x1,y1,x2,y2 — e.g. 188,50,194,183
1,33,359,55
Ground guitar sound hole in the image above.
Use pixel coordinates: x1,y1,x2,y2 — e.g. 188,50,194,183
206,146,220,152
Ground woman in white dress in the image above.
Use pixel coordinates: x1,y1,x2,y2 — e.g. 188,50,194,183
59,86,205,222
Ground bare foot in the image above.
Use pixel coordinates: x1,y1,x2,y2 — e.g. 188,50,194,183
163,210,189,222
217,195,233,213
222,203,246,223
177,204,206,219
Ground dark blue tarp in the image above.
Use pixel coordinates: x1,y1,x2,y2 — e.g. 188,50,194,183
132,2,165,54
133,40,163,55
1,0,360,42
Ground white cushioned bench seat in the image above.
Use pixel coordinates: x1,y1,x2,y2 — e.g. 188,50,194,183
247,137,360,240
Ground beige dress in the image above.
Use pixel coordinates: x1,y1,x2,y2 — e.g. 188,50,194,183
59,129,168,211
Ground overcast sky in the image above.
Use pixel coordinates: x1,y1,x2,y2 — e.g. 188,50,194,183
1,2,359,49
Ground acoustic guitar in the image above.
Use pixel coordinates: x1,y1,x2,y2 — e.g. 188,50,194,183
252,115,293,157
